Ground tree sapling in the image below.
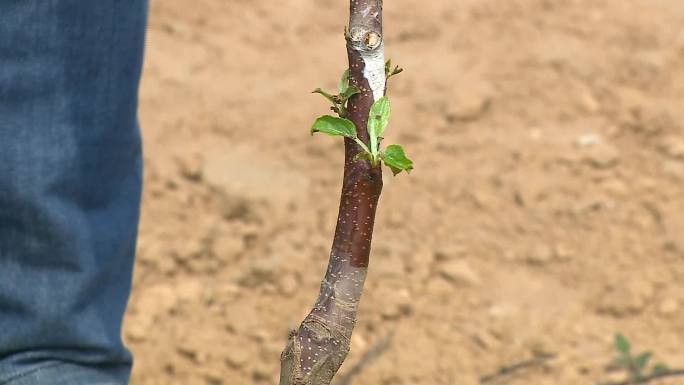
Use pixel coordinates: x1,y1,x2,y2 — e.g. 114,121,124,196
279,1,412,384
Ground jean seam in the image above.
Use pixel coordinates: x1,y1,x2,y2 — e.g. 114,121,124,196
0,361,62,385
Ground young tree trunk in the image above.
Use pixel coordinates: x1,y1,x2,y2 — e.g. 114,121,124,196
279,1,385,385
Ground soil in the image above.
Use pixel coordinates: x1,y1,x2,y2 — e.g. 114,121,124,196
124,1,684,384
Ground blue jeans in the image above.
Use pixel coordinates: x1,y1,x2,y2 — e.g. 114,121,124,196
0,1,147,384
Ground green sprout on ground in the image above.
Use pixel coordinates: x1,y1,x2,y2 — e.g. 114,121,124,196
599,333,684,385
310,63,413,176
613,333,668,382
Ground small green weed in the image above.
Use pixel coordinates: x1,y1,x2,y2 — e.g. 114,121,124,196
604,333,676,385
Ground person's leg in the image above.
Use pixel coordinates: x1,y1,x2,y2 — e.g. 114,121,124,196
0,1,147,384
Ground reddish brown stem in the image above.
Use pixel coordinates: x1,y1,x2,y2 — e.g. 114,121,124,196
279,1,385,384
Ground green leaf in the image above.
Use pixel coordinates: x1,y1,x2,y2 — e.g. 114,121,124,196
385,59,404,78
652,363,670,375
340,85,361,103
382,144,413,175
615,333,631,354
311,115,357,138
313,88,336,104
368,96,391,157
635,352,652,370
368,96,391,138
339,69,350,94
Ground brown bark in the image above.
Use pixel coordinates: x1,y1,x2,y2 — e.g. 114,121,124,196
279,1,385,385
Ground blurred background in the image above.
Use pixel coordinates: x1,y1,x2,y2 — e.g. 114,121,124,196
123,0,684,384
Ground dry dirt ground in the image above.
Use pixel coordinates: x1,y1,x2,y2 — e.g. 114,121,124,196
123,1,684,384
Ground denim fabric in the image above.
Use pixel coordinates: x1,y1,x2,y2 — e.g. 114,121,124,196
0,1,147,384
